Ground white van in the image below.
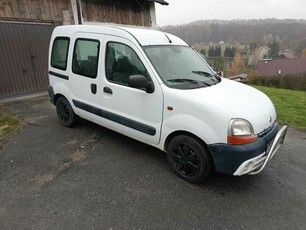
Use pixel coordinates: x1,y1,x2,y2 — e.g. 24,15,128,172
48,25,287,183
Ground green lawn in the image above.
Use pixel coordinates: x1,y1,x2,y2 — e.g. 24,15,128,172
252,85,306,128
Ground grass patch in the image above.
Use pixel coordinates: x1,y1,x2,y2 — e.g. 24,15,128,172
252,85,306,128
0,106,21,147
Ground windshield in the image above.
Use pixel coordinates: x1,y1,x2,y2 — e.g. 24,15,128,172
143,45,221,89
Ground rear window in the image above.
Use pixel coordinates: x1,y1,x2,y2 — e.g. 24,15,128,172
51,37,70,70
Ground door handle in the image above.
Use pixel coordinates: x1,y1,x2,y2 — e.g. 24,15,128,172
103,87,112,95
91,83,97,94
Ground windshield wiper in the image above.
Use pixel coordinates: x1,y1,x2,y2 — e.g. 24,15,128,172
167,78,199,84
167,78,212,87
192,70,214,77
192,70,221,84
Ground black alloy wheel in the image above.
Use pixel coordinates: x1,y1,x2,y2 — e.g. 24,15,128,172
56,97,77,127
167,135,213,183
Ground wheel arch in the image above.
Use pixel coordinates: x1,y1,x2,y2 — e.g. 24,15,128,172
54,93,77,116
50,81,71,105
164,130,208,153
54,93,66,104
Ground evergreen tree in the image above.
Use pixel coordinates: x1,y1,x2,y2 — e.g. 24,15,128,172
268,40,280,58
224,46,230,57
215,45,221,56
224,46,236,57
200,49,206,56
271,40,280,58
208,46,215,57
230,47,236,57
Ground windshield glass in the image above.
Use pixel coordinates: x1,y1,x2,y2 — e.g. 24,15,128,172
143,45,221,89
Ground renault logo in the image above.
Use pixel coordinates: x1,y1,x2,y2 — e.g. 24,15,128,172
269,115,272,123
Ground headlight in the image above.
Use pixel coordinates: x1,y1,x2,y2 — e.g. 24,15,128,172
228,118,257,145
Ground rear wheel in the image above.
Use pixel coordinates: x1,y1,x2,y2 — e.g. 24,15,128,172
167,135,213,183
56,97,77,127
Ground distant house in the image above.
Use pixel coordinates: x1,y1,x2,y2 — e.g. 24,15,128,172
0,0,168,98
228,73,248,82
279,49,295,59
248,46,271,66
258,46,271,59
257,58,306,76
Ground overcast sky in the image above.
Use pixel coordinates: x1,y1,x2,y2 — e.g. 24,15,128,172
155,0,306,26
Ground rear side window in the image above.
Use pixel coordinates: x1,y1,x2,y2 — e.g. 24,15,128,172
72,39,100,78
51,37,70,70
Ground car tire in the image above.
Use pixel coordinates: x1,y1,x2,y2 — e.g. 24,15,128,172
167,135,213,183
56,97,77,127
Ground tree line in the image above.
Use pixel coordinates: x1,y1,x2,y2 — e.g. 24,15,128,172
202,45,236,57
163,19,306,55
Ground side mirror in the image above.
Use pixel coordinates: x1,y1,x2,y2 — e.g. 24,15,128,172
128,75,154,94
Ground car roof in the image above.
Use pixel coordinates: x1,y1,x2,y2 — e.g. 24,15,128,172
52,24,188,47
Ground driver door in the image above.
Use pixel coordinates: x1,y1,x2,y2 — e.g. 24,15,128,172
100,35,163,145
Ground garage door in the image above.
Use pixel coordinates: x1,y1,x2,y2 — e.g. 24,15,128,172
0,21,54,98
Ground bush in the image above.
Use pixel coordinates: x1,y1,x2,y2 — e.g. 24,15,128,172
246,73,306,91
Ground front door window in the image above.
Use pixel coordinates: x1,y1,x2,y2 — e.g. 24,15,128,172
105,42,149,86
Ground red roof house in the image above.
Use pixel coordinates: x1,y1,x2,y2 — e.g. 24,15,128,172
257,58,306,76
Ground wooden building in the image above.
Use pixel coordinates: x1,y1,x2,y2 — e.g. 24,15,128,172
0,0,168,98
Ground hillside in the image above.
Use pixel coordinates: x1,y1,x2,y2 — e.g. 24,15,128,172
162,19,306,53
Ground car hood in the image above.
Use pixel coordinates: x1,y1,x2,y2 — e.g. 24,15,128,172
184,78,276,134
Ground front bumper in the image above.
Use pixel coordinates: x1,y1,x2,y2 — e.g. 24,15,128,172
207,123,288,175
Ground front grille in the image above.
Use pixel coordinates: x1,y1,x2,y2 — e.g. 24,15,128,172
257,122,276,138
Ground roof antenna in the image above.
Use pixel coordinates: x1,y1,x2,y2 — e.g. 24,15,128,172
135,0,172,44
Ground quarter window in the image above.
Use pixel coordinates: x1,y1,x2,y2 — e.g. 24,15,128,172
72,39,100,78
51,37,70,70
105,42,149,86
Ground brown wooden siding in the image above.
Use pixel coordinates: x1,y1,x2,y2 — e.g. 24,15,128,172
0,0,74,24
0,0,154,97
0,0,153,26
81,0,152,27
0,21,54,97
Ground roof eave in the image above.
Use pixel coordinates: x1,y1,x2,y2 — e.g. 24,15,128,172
147,0,169,6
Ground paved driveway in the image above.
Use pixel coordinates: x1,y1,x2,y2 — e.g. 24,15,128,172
0,95,306,229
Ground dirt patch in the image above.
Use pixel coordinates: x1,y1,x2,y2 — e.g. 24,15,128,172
29,163,71,191
30,173,56,188
22,118,40,127
0,208,7,219
65,140,78,146
29,149,88,190
28,136,96,190
71,149,87,162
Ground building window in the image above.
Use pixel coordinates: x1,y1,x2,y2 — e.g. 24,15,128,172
105,42,149,86
72,39,100,78
51,37,70,70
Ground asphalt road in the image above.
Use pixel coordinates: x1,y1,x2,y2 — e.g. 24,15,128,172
0,95,305,229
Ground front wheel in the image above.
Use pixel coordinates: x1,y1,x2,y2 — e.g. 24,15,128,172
56,97,77,127
167,135,213,183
